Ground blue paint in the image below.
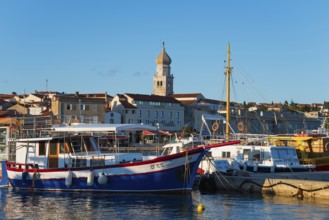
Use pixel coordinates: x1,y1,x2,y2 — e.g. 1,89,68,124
0,161,8,186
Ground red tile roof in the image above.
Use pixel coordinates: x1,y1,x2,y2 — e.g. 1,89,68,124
125,93,181,103
0,94,16,100
171,93,203,98
179,100,197,105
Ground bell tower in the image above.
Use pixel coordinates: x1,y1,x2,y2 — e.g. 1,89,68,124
153,42,174,96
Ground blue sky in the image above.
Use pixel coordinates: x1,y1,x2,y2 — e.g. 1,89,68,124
0,1,328,104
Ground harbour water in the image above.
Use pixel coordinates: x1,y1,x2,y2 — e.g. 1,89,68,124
0,188,329,220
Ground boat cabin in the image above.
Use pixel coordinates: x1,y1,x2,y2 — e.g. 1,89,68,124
161,136,205,156
14,134,143,169
210,145,315,172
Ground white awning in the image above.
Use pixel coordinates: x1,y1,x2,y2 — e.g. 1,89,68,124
52,123,157,133
202,114,226,122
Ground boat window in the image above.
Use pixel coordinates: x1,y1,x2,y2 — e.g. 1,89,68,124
49,142,57,156
243,149,250,161
39,141,46,156
263,151,271,160
287,149,296,158
59,140,67,154
84,137,95,151
278,149,286,159
161,148,172,156
222,151,231,158
252,150,261,161
271,149,279,160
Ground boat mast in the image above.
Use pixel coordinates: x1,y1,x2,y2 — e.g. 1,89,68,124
225,43,231,138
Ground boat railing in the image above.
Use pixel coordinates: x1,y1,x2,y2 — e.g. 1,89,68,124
6,161,37,171
61,115,99,125
65,154,117,168
11,116,55,139
10,115,100,140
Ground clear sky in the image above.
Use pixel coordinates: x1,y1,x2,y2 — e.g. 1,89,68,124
1,1,328,104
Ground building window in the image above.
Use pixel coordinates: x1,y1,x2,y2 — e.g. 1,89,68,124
80,104,89,111
66,104,75,110
132,110,135,114
147,110,150,118
150,102,160,106
176,112,180,119
155,111,158,118
126,110,129,114
138,110,142,117
160,111,164,118
169,112,172,119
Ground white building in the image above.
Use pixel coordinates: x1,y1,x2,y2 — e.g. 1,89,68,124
111,93,184,132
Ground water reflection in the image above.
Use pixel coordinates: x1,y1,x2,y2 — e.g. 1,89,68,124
1,189,329,220
1,188,195,220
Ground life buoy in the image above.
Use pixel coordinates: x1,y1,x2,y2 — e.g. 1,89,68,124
237,122,245,132
212,122,219,132
325,142,329,152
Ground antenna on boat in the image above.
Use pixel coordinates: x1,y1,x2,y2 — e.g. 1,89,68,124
225,42,232,138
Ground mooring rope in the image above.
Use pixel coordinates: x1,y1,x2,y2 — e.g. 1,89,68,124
183,151,190,189
205,154,244,192
239,179,329,193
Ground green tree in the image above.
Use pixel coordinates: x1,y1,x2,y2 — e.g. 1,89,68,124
289,100,298,112
258,104,268,111
324,101,329,109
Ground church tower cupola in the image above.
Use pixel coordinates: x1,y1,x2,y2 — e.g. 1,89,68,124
153,42,174,96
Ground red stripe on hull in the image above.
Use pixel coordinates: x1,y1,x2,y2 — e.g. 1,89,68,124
315,164,329,171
